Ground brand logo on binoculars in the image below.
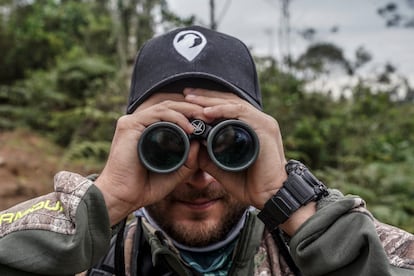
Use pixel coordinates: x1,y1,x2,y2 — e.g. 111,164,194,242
191,119,206,135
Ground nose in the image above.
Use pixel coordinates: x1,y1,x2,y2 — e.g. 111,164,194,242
187,170,215,190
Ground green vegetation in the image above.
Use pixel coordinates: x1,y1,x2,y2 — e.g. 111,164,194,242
259,64,414,232
0,0,413,232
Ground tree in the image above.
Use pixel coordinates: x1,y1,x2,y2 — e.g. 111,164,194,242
0,0,116,84
378,1,414,28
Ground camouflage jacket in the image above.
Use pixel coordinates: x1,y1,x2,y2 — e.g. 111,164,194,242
0,171,413,275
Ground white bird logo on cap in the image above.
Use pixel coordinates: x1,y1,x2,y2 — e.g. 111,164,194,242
173,30,207,61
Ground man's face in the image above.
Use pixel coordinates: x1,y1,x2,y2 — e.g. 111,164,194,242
138,93,248,247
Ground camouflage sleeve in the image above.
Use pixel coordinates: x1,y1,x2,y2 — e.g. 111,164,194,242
289,189,414,275
0,171,112,276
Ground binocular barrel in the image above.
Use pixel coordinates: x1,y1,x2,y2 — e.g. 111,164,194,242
138,119,259,173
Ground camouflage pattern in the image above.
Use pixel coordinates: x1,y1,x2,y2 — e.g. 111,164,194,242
349,196,414,270
376,220,414,270
124,220,138,276
253,230,294,276
0,171,93,238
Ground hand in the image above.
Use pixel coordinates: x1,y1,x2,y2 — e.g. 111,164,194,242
95,93,207,225
183,88,288,210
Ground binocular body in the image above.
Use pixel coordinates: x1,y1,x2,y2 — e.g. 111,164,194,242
138,119,259,173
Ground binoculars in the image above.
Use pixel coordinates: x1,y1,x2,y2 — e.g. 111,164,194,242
138,119,259,173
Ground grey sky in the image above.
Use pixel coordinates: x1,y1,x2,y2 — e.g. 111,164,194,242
167,0,414,82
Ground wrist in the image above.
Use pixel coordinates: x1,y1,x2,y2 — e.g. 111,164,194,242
280,201,316,236
94,176,135,226
258,160,328,233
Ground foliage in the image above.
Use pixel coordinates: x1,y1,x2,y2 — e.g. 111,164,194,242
319,159,414,233
63,140,113,163
0,0,116,83
258,58,414,232
0,53,122,146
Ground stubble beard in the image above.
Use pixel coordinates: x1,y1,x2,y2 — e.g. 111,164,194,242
146,188,248,247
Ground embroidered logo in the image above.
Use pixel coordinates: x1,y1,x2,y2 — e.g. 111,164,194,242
173,30,207,61
0,200,64,226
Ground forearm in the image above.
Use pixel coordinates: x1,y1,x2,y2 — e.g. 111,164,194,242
0,172,112,275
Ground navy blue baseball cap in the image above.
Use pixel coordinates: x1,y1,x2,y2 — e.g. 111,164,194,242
127,25,262,114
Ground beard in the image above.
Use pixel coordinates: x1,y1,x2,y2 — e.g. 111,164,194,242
146,185,248,247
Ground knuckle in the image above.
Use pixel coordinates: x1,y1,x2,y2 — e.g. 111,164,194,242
159,100,175,108
234,102,247,113
152,100,178,114
263,114,280,130
116,115,130,129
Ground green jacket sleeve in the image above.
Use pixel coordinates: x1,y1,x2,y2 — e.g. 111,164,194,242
290,190,414,276
0,172,112,276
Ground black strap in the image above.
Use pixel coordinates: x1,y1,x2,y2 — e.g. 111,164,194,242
114,218,127,276
88,267,114,276
87,236,116,275
271,228,302,276
131,217,142,275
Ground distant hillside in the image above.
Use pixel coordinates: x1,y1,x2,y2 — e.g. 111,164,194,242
0,129,103,210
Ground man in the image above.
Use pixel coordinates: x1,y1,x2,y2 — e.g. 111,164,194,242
0,25,413,276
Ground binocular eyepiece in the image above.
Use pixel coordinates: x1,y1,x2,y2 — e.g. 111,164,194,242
138,119,259,173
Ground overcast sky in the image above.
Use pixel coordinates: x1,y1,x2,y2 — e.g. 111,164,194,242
166,0,414,83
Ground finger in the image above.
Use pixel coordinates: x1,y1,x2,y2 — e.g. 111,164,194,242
184,88,241,107
184,87,237,99
130,100,208,133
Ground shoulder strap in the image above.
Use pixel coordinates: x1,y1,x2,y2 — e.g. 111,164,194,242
130,216,143,275
271,228,302,276
87,219,128,276
114,218,127,275
87,217,176,276
87,236,116,276
135,217,185,275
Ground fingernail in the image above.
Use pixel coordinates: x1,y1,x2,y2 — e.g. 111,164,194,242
185,93,197,100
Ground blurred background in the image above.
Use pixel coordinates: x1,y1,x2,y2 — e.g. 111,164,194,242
0,0,413,232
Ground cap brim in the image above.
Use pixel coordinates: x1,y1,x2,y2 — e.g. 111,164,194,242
127,72,262,114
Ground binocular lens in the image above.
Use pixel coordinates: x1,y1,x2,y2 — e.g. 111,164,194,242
138,122,189,173
138,120,259,173
208,121,259,171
